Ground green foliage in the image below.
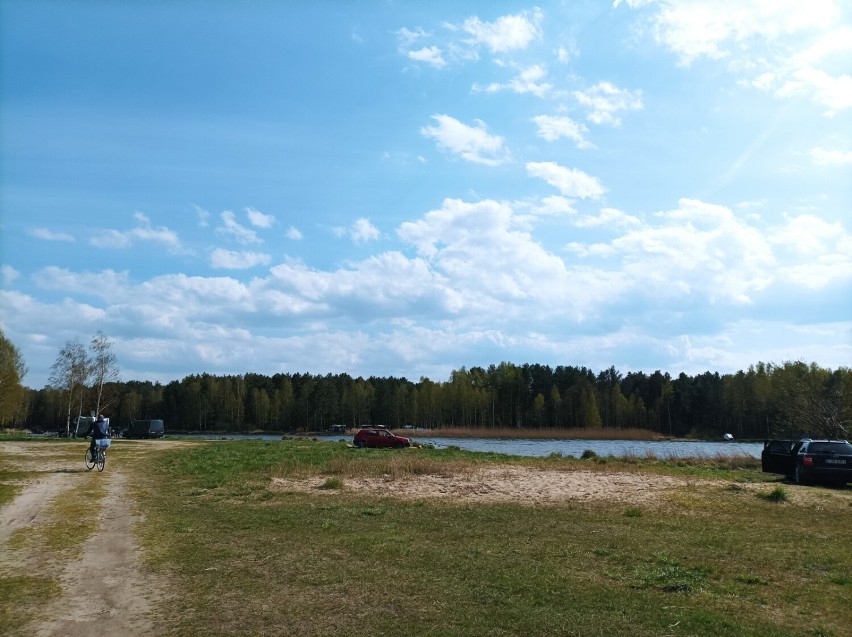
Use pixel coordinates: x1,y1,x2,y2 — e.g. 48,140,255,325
0,328,28,426
19,358,852,445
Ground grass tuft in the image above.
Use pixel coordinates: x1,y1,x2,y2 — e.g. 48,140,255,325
319,477,343,490
758,485,789,503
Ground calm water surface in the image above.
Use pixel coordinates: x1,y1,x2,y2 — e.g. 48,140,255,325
181,433,763,459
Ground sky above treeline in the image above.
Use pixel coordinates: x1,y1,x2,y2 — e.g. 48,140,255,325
1,0,850,389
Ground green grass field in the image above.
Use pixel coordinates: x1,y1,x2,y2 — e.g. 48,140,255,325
125,440,850,637
1,437,850,636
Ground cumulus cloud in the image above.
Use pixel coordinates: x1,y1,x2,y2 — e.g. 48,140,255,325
620,0,851,112
210,249,272,270
8,195,852,387
460,8,543,53
575,208,642,230
473,64,552,97
351,218,381,244
217,210,261,245
532,115,594,148
573,82,643,126
286,226,303,240
526,162,606,199
421,115,510,166
29,228,75,242
88,213,182,252
246,207,275,228
809,147,852,165
1,265,20,285
407,46,446,68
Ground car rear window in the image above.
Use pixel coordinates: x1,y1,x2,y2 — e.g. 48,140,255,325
807,442,852,454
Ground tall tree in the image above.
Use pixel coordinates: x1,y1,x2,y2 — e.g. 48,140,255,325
89,330,120,416
48,338,90,436
0,329,28,425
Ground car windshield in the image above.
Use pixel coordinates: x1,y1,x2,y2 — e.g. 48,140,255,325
808,442,852,454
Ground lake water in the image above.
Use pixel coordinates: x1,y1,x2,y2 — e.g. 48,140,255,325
177,433,763,459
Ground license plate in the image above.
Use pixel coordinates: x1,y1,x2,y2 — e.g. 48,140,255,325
825,459,846,465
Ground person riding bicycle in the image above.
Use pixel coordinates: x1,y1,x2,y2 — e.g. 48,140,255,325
85,414,109,459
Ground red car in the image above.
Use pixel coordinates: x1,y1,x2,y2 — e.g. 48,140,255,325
353,427,411,449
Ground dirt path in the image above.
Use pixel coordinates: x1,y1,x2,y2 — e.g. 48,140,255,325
1,442,164,637
29,470,159,637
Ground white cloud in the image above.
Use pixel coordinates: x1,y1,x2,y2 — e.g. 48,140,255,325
29,228,75,242
573,82,643,126
351,218,380,244
210,249,272,270
195,205,210,227
809,147,852,165
528,196,577,216
776,68,852,115
1,265,20,285
286,226,303,240
621,0,851,112
461,8,543,53
474,64,552,97
526,162,606,199
532,115,594,148
89,229,132,249
421,115,510,166
575,208,642,230
397,26,429,47
246,207,275,228
217,210,261,245
86,213,182,252
129,213,182,250
407,46,446,68
639,0,839,66
32,267,131,300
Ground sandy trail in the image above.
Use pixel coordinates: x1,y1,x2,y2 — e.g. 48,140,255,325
30,470,159,637
1,441,163,637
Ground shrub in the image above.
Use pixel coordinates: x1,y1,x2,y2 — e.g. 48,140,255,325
580,449,597,460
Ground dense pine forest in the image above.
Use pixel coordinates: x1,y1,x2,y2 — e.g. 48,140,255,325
16,361,852,440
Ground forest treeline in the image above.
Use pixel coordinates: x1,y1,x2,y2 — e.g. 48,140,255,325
18,360,852,440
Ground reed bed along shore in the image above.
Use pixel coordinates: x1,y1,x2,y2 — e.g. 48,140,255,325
397,426,665,440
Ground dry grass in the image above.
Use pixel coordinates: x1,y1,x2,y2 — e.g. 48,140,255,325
280,453,476,481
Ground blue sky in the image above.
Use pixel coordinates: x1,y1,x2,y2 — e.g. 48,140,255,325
1,0,850,389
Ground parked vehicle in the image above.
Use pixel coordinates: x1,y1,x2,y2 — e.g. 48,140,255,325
762,439,852,485
125,419,165,439
353,427,410,449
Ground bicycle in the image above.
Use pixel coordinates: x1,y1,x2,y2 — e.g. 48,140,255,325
85,438,111,472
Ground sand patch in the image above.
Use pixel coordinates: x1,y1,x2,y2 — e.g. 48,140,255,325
270,466,708,505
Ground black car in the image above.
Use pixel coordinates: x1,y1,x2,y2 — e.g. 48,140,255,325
762,438,852,486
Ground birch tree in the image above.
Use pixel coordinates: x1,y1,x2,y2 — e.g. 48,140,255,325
90,330,120,416
48,338,89,436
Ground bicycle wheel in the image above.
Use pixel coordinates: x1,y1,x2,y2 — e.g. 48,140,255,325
96,451,106,472
85,449,95,470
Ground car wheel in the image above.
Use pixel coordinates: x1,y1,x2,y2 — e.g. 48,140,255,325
355,441,365,448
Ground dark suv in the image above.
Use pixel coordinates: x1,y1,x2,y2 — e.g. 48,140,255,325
353,427,411,449
762,439,852,485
